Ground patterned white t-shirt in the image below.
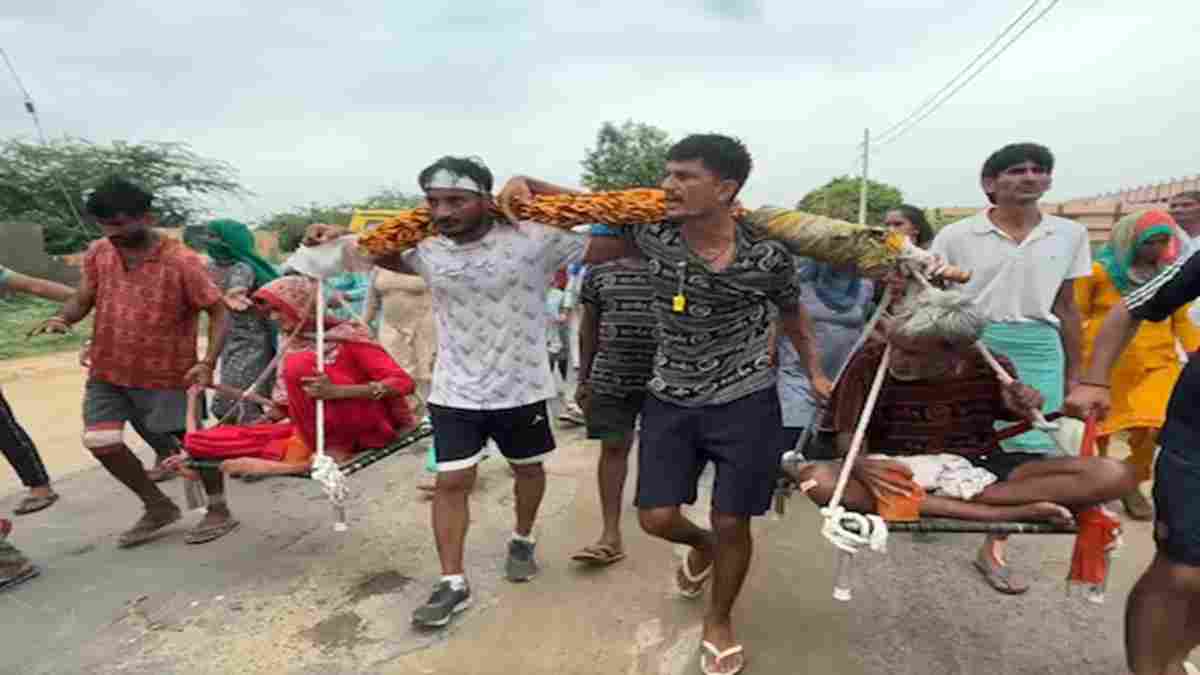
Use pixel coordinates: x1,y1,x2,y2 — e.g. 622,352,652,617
402,222,586,410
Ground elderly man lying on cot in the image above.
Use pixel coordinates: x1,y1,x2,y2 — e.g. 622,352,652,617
786,289,1136,587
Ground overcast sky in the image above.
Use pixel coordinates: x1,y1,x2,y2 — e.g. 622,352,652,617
2,1,1196,223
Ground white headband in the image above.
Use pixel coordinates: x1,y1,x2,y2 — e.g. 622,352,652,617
424,168,484,194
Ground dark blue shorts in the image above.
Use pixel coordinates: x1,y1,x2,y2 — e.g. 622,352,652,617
1152,446,1200,566
635,387,784,517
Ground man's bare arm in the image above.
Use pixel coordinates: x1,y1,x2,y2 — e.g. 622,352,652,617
362,271,382,326
577,304,599,385
201,301,230,367
1064,302,1140,420
56,270,96,324
1052,280,1085,388
499,175,582,206
1081,302,1140,385
6,271,76,302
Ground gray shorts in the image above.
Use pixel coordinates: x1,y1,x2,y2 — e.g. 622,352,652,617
83,380,194,450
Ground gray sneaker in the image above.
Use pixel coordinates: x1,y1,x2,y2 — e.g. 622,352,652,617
411,581,471,628
506,539,539,582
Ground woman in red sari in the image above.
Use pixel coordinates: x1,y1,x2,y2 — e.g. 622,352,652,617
172,275,415,544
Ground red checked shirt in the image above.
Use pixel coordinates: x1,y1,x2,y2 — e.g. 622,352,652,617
83,235,222,390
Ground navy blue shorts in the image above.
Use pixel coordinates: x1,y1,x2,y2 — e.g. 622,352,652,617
635,387,784,517
1153,446,1200,566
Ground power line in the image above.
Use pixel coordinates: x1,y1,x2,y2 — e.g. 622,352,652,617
1,46,88,231
873,0,1061,150
870,0,1041,148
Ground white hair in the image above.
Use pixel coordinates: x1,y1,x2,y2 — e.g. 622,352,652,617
891,288,986,346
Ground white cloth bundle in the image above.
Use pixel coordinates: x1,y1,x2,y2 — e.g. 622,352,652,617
872,453,998,501
284,235,372,279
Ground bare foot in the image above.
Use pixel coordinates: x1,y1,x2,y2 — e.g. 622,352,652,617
28,486,53,500
197,508,233,530
1017,502,1074,527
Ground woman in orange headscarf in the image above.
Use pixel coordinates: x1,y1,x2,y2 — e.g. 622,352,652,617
1077,210,1200,520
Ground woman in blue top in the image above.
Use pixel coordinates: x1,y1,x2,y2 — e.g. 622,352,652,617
776,257,874,454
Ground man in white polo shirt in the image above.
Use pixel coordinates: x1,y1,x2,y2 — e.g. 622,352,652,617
1170,191,1200,255
930,142,1091,594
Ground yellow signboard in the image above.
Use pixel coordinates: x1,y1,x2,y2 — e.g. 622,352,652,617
348,209,409,233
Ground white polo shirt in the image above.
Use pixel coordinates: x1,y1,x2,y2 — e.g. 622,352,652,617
930,210,1091,327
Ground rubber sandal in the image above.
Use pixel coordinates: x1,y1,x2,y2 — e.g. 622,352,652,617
676,551,713,599
117,506,182,549
13,493,58,515
699,640,745,675
973,551,1029,595
0,564,40,593
571,544,626,566
184,518,240,544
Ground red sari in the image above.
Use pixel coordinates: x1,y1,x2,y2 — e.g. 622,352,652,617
185,276,415,463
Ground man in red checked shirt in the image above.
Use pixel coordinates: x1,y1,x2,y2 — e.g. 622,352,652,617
31,177,229,548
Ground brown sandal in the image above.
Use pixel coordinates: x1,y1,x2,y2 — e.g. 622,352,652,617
185,518,240,544
117,505,182,548
974,550,1030,595
571,544,626,567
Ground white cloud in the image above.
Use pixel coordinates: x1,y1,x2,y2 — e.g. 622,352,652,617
1,0,1194,222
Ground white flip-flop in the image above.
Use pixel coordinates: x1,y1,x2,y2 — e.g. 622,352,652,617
699,640,744,675
676,552,713,599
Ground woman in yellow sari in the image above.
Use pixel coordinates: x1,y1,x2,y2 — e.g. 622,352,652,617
1076,209,1200,520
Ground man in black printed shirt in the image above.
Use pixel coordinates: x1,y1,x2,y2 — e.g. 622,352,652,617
570,258,656,568
1068,252,1200,675
504,134,827,675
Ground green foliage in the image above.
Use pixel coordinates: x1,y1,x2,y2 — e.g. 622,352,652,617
0,294,91,361
580,120,672,190
260,189,423,252
0,137,247,254
796,176,904,226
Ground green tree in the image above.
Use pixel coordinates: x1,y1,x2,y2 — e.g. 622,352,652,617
797,176,904,226
261,189,423,252
580,120,672,190
0,137,247,254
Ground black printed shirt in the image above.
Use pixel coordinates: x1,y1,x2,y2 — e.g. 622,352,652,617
628,221,799,407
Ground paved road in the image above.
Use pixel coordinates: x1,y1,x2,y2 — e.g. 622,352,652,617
0,351,1166,674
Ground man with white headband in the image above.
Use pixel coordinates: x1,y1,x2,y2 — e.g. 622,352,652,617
374,156,589,628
